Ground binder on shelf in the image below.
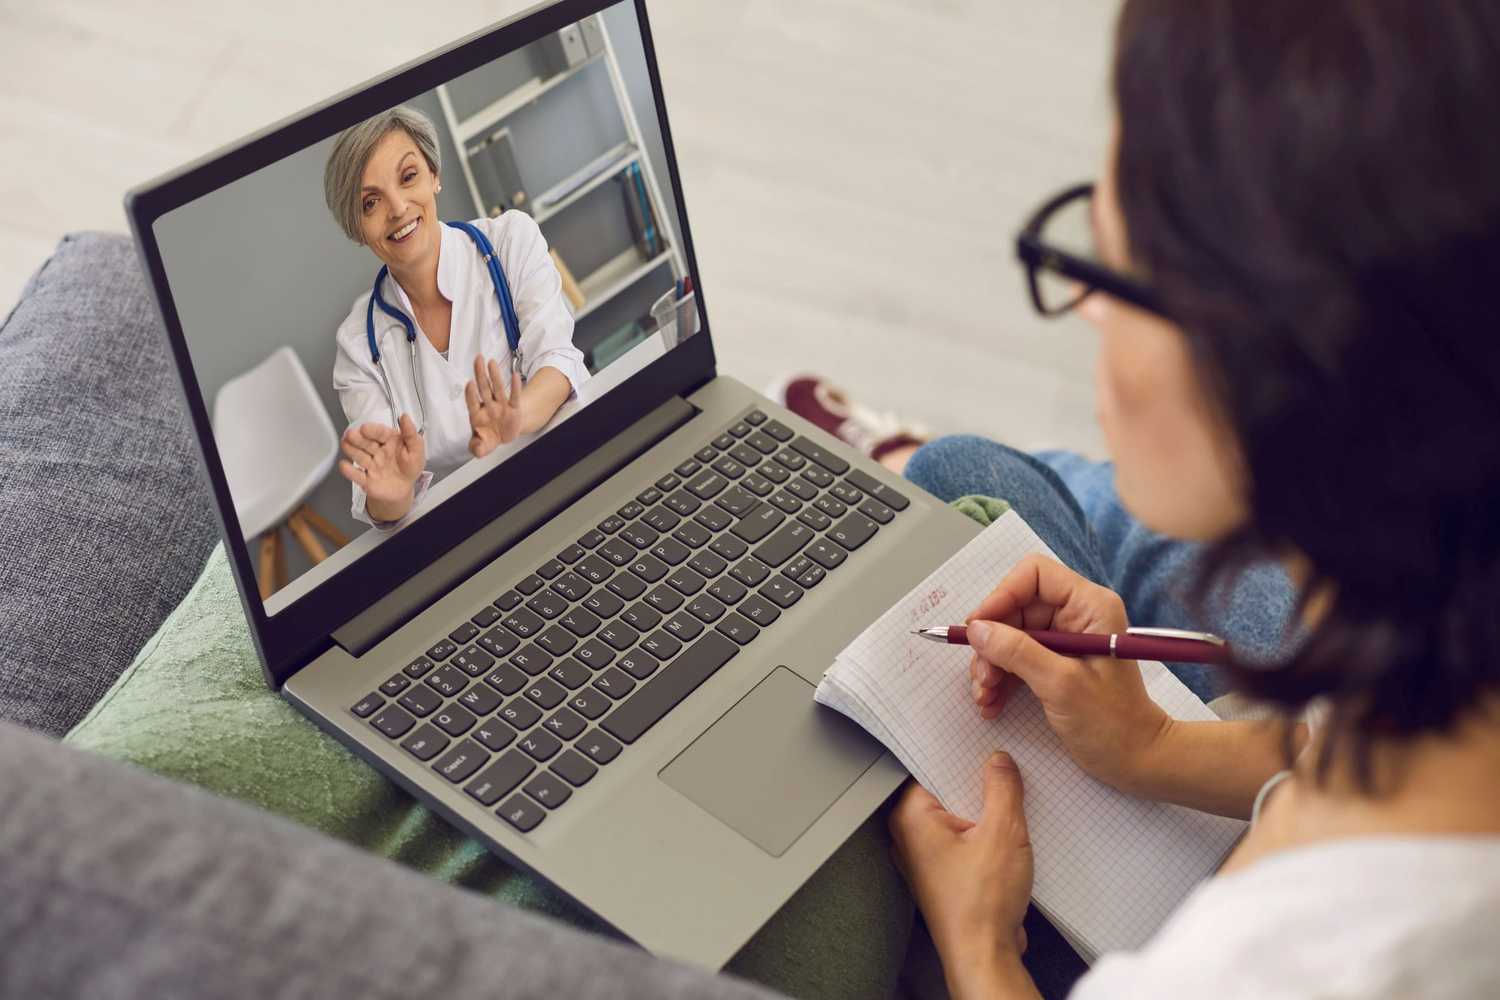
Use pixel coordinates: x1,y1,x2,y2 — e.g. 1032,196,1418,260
619,162,660,257
580,15,606,57
467,128,529,215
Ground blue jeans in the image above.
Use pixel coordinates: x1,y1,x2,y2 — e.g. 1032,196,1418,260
903,436,1300,701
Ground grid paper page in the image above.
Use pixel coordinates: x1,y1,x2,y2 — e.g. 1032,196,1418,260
815,510,1246,958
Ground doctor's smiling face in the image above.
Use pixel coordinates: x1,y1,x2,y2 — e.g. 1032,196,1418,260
357,129,442,274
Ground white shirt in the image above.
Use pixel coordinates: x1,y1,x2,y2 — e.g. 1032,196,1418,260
332,212,588,526
1071,837,1500,998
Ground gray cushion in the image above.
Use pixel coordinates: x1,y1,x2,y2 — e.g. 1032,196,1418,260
0,233,219,736
0,720,781,1000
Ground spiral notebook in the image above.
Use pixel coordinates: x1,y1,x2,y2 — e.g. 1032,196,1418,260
814,510,1247,960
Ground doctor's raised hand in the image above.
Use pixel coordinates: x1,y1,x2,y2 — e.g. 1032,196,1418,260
338,414,426,523
465,355,526,458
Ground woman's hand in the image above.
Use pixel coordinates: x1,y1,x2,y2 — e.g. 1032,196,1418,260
966,554,1172,795
338,414,426,521
466,356,526,458
889,753,1041,1000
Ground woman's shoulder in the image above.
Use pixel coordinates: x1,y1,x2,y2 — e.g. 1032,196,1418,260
467,211,545,257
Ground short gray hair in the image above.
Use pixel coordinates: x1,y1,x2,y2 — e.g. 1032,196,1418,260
323,106,442,244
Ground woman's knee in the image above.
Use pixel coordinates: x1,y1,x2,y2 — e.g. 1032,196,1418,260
905,434,1070,510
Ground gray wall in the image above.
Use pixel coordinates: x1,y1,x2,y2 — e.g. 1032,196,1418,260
153,0,682,587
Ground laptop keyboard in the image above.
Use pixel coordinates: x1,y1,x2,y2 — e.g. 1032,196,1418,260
349,410,911,835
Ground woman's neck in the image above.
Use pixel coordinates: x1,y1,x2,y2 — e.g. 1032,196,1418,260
389,239,444,312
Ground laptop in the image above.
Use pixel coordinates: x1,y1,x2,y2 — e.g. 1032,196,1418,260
126,0,978,969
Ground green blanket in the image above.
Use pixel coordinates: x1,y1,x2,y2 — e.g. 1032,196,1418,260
66,495,1009,998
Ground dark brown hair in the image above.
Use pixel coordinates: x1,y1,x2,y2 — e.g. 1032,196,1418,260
1112,0,1500,785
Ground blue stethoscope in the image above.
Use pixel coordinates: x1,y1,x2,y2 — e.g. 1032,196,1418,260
365,219,523,432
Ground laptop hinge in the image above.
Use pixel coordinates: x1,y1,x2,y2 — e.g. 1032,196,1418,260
332,395,698,658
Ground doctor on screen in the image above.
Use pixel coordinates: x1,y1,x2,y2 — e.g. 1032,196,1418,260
323,106,588,528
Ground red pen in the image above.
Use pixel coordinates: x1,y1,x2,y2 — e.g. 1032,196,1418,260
911,625,1231,665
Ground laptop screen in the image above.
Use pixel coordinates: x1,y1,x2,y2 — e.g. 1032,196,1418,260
150,0,702,616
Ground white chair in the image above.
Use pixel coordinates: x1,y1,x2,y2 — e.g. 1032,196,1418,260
213,346,347,598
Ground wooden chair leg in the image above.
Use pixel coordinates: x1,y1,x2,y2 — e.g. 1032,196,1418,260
296,503,350,548
287,510,328,564
273,526,287,592
258,529,279,600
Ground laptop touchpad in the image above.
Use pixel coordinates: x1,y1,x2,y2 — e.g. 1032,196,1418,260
659,666,882,857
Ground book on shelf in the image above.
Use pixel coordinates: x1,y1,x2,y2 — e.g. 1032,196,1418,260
619,162,660,257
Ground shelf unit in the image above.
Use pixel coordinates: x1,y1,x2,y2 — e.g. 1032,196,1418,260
434,15,685,366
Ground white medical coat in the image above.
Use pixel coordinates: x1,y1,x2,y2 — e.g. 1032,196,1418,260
332,212,588,526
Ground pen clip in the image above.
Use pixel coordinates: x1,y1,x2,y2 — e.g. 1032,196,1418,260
1125,626,1227,647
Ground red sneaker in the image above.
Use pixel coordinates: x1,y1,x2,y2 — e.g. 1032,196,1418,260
766,374,929,461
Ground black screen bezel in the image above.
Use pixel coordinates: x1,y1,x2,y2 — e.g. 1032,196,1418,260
124,0,716,688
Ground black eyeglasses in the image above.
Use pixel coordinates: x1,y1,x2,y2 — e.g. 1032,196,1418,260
1015,183,1167,319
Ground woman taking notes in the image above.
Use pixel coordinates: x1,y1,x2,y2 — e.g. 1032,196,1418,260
323,107,588,527
831,2,1500,996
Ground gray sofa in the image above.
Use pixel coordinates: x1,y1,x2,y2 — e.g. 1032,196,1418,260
0,233,777,999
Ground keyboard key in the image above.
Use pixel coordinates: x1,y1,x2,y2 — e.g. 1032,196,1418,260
560,607,601,637
745,430,778,454
644,505,681,532
645,585,684,613
814,495,847,519
752,521,815,567
655,474,682,493
798,507,832,531
379,674,410,697
757,460,789,484
426,664,469,697
498,794,546,832
617,649,662,680
843,468,911,511
551,749,598,787
729,443,761,467
484,663,528,696
606,572,646,601
452,646,495,677
577,528,607,549
536,560,566,581
433,739,488,783
509,644,553,676
716,613,760,646
598,514,627,534
761,577,805,609
711,433,735,450
687,595,727,623
516,574,545,595
601,632,739,744
714,486,760,518
829,481,864,505
786,477,818,502
675,458,702,478
858,497,895,524
371,705,416,739
673,520,712,548
694,446,718,464
399,685,442,717
730,557,771,587
617,500,645,520
519,728,563,762
664,611,705,641
449,622,480,645
575,554,615,585
433,704,478,737
707,576,748,604
737,593,781,627
500,698,543,731
493,590,523,612
536,626,577,657
403,656,435,679
471,606,502,629
728,421,753,438
650,537,691,565
636,486,663,506
745,409,768,426
789,435,850,475
548,658,592,690
621,602,662,632
742,473,774,498
686,469,729,500
598,538,636,566
804,539,848,570
619,521,659,549
641,630,682,660
829,512,880,551
466,750,534,805
629,552,669,583
800,464,835,489
710,533,749,561
542,706,587,740
573,638,616,669
524,677,568,710
524,771,572,809
731,506,785,544
694,504,732,532
598,620,641,651
768,491,801,515
502,607,545,639
568,688,612,719
426,639,458,662
711,456,746,479
526,591,568,619
550,571,591,602
667,567,707,596
582,589,624,619
663,490,702,516
401,724,450,760
579,729,623,765
688,550,729,579
557,544,587,564
351,692,383,718
772,449,806,473
473,719,516,752
592,666,636,699
784,557,826,589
